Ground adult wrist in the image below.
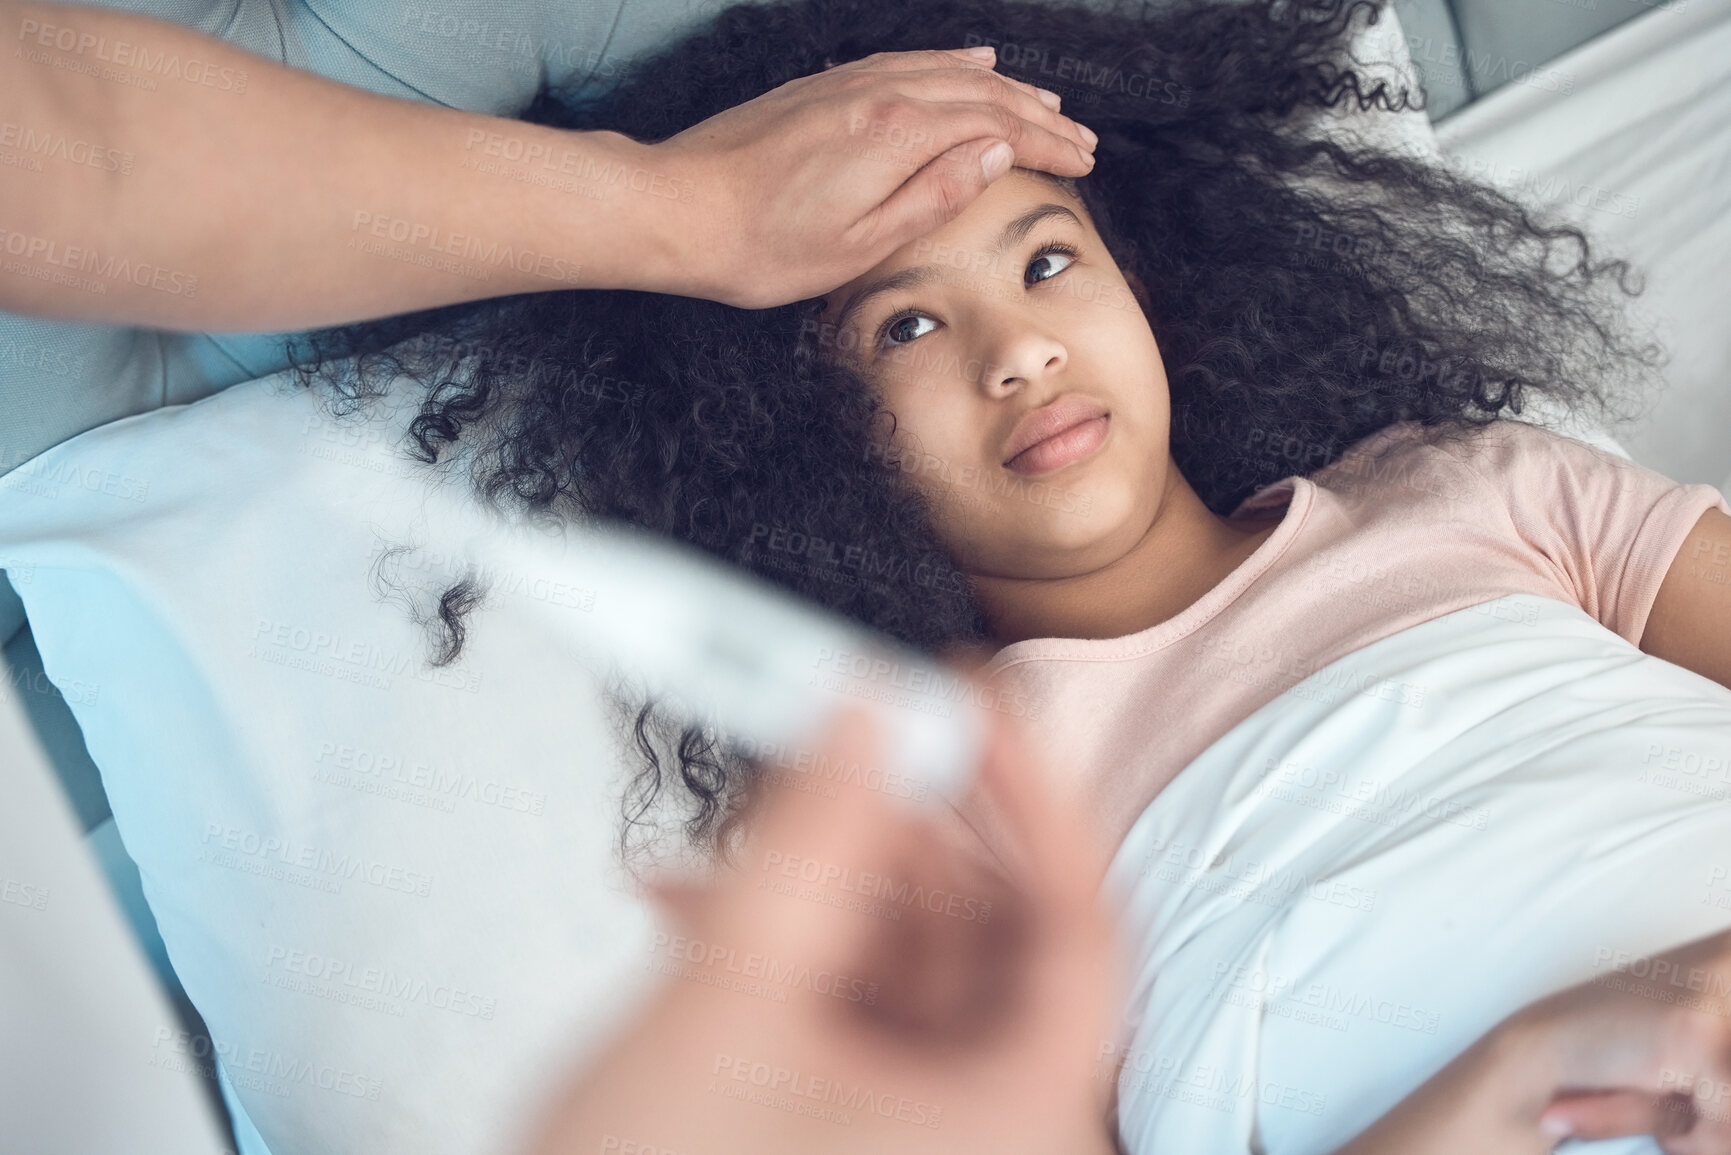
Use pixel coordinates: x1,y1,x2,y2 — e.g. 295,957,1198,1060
433,117,695,300
545,128,706,299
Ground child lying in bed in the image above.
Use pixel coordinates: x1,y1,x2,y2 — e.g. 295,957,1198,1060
298,0,1729,839
280,0,1731,1149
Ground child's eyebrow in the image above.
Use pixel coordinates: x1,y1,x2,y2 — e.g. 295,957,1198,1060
833,203,1084,335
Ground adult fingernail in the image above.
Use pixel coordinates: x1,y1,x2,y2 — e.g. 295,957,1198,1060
1037,88,1061,110
980,141,1014,181
1078,123,1099,147
965,45,995,60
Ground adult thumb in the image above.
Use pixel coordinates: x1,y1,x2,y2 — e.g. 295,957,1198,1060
860,137,1013,248
702,705,906,965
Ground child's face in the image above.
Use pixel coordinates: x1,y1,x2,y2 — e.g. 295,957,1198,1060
816,168,1174,580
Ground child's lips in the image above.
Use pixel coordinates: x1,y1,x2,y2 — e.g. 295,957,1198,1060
1000,393,1110,468
1004,414,1110,476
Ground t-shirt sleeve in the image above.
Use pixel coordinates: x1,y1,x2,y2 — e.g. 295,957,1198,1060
1465,420,1731,646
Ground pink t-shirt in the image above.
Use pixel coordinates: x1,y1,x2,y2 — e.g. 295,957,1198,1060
979,418,1731,849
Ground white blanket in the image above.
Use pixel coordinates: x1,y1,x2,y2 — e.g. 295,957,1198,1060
1109,593,1731,1155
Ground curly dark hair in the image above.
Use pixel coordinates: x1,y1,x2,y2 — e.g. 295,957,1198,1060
291,0,1659,859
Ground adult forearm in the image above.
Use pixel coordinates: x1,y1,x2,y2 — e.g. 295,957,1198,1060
0,0,683,331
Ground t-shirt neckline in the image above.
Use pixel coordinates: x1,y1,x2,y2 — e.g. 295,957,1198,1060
979,474,1314,674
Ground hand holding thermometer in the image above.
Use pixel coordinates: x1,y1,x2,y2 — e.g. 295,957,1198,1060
448,506,994,811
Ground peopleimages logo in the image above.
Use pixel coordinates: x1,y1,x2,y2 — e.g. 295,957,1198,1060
0,451,149,502
0,120,133,173
1591,945,1731,1000
728,734,931,803
200,823,434,898
247,616,483,693
648,931,879,1005
311,741,547,815
0,876,49,912
262,945,498,1020
0,226,197,296
15,16,250,91
150,1027,384,1101
347,210,584,285
710,1053,943,1129
808,645,1042,721
760,849,993,924
1136,832,1378,913
0,335,87,379
1214,961,1442,1035
1098,1041,1328,1116
748,522,970,596
961,34,1191,106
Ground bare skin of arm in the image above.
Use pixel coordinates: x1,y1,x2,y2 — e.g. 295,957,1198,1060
1340,926,1731,1154
1332,1015,1569,1155
0,1,1097,330
1641,507,1731,690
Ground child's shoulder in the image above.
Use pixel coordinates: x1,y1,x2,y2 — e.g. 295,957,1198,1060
1237,419,1643,517
1298,418,1645,516
1322,417,1639,487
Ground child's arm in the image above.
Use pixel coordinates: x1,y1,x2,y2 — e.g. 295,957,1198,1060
1642,507,1731,689
0,0,1095,331
1338,924,1731,1154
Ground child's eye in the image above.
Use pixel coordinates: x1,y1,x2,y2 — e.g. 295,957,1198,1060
1026,243,1078,285
878,311,938,348
872,242,1080,350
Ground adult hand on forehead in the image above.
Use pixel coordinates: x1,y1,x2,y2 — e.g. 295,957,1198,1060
523,698,1125,1155
638,46,1099,310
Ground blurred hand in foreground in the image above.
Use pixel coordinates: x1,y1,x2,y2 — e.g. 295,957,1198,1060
525,698,1124,1155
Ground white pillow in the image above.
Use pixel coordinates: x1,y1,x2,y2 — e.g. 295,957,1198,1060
0,375,667,1155
1308,1,1441,160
